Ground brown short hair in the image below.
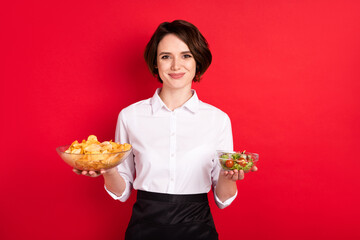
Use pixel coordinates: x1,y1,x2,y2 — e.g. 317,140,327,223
144,20,212,83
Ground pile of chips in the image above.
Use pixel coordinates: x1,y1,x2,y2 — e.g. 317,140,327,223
65,135,131,154
63,135,132,170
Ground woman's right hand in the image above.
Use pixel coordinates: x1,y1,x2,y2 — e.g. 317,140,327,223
72,167,117,178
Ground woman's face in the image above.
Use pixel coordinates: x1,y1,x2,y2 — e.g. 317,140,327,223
156,34,196,91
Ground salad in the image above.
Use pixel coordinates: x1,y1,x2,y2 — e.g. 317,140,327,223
218,150,259,171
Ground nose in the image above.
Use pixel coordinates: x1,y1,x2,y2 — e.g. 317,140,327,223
170,57,180,71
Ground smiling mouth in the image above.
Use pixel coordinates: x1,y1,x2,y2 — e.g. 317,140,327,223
168,73,185,79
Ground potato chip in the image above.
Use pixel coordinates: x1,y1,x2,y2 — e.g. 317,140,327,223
84,144,102,153
87,135,99,143
71,148,81,154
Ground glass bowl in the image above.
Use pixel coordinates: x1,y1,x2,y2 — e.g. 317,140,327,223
216,150,259,171
56,145,132,171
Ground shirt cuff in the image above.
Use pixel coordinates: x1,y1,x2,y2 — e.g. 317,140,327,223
104,181,131,202
214,187,238,209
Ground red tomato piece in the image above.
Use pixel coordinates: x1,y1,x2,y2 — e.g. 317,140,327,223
225,160,234,168
239,160,247,167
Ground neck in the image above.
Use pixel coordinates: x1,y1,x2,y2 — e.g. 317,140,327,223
159,87,193,111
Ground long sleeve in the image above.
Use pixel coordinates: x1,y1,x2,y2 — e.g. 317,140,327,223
211,114,237,208
104,110,135,202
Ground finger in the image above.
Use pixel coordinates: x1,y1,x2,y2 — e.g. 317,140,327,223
88,171,97,177
252,166,258,172
227,170,237,181
238,170,245,180
81,170,88,176
232,170,239,181
73,169,81,175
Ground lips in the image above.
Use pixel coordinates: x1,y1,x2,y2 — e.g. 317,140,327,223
168,73,185,79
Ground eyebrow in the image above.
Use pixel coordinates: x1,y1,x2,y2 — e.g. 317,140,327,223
158,51,192,56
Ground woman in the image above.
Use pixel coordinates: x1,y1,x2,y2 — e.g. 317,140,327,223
76,20,257,240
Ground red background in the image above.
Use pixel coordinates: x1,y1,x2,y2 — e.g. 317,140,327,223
1,0,360,239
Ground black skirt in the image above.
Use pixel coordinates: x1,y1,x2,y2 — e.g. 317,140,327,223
125,190,218,240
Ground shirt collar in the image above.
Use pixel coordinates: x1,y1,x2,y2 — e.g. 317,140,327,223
150,88,165,114
150,88,200,114
183,90,199,113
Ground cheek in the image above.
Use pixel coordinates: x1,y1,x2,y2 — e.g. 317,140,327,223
157,63,169,80
157,61,170,72
186,60,196,71
188,63,196,75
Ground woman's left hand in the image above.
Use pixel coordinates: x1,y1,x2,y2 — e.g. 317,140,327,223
221,165,258,181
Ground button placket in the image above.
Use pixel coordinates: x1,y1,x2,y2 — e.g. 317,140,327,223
169,111,177,192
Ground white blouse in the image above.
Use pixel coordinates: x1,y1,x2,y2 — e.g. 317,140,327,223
105,88,237,208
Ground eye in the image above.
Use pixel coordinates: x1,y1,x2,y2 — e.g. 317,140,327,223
183,54,193,58
160,55,170,59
